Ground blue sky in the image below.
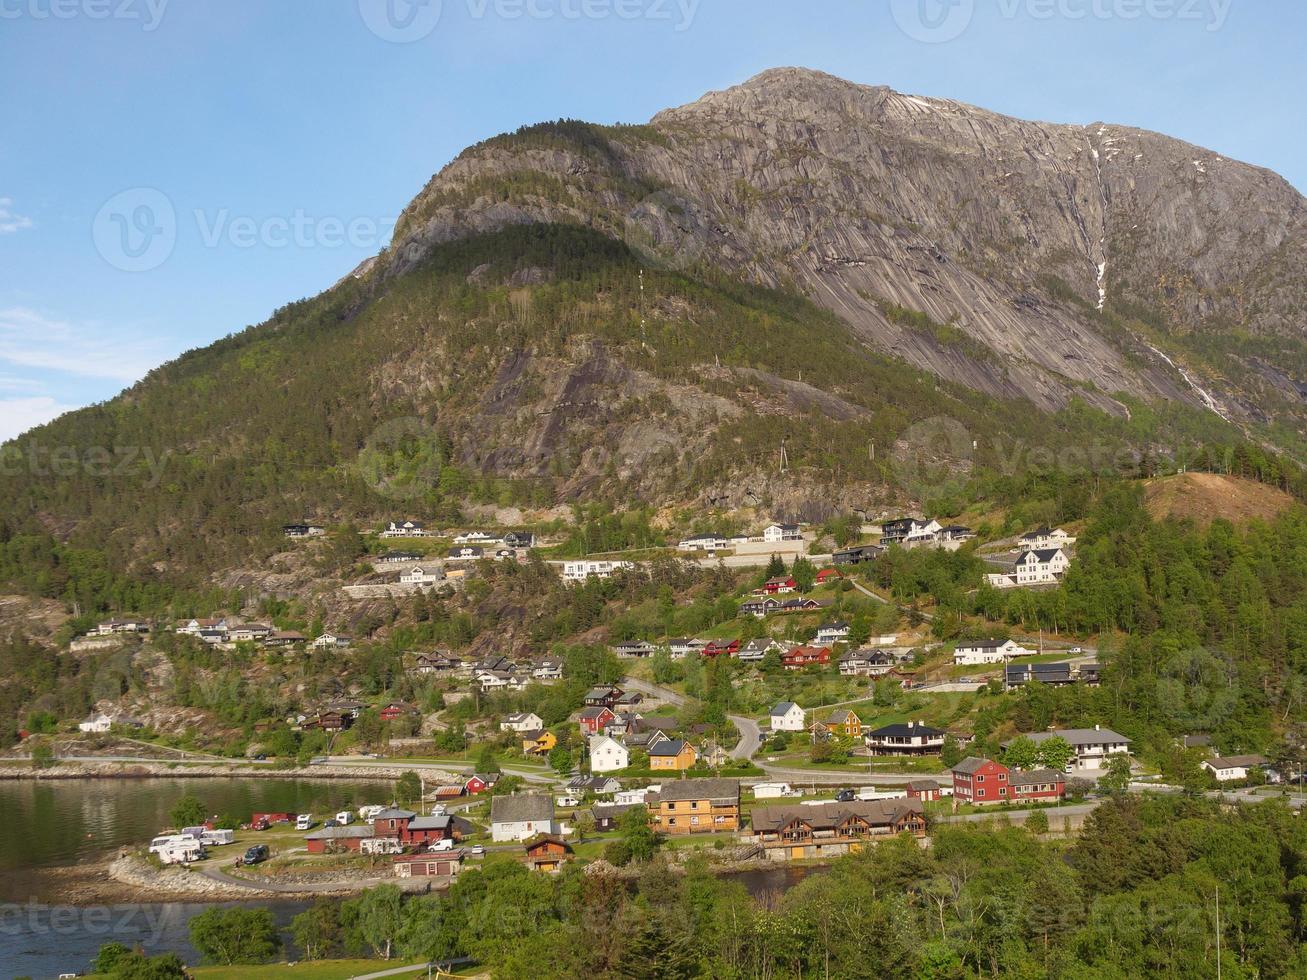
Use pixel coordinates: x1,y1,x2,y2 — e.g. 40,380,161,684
2,0,1303,441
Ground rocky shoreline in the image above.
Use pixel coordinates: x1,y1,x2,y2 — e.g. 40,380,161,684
0,760,454,782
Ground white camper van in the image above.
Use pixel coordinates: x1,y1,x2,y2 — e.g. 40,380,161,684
296,814,313,831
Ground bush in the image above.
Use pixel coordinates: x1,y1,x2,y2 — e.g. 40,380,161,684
188,907,281,965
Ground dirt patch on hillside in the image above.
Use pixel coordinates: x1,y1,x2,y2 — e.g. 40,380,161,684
1144,473,1297,526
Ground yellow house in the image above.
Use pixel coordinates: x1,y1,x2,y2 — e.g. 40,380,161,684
523,730,557,756
653,778,741,835
649,739,698,771
823,709,862,739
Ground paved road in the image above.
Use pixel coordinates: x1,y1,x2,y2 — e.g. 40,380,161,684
197,864,427,895
755,760,942,786
321,757,558,785
622,676,688,708
727,714,762,760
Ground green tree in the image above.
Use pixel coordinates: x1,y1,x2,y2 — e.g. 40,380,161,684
395,770,422,805
474,745,501,774
1025,810,1049,835
620,805,658,863
1003,736,1040,770
343,884,406,960
1035,735,1076,772
29,740,55,769
188,907,280,965
1099,754,1133,795
92,942,133,974
548,745,573,775
291,899,342,961
169,793,207,828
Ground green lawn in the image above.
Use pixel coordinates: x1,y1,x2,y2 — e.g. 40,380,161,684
90,960,436,980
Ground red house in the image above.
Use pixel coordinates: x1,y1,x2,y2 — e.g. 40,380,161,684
372,807,417,837
464,772,500,795
380,701,416,722
1009,769,1066,802
758,577,798,595
782,646,832,670
906,779,943,802
702,639,741,658
816,569,844,585
952,757,1009,804
579,706,617,735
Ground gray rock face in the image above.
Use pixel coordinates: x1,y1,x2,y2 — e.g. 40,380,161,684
387,67,1306,429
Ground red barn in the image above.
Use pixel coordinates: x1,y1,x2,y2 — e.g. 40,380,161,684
579,706,617,735
906,779,943,802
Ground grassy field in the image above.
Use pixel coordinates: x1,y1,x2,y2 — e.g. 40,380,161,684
88,960,439,980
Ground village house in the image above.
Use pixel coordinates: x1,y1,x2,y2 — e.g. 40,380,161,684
612,640,656,658
651,778,740,835
839,648,897,677
92,619,152,636
678,534,731,552
400,566,446,586
589,735,630,773
589,802,644,831
305,825,375,854
649,739,698,771
583,686,624,708
769,701,807,732
1007,768,1068,802
758,576,797,595
78,711,141,733
502,531,536,550
762,523,803,543
579,706,618,736
524,834,573,873
490,794,558,842
952,757,1067,804
906,779,944,802
832,545,884,566
381,520,429,538
412,652,462,675
666,638,709,659
1018,527,1077,551
823,709,863,739
532,659,564,681
522,729,557,756
379,701,417,723
954,638,1035,665
702,639,741,659
1202,754,1268,782
477,670,526,693
864,722,946,756
500,712,544,734
377,550,423,564
562,560,634,582
567,775,622,795
750,799,926,860
987,548,1071,589
815,621,851,645
738,638,792,663
283,523,326,538
393,851,464,879
783,646,832,670
263,630,306,648
446,546,483,562
1015,727,1132,773
309,632,352,651
464,772,501,795
454,531,502,547
1004,662,1076,689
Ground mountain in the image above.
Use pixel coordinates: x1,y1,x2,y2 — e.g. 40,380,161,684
1,68,1304,604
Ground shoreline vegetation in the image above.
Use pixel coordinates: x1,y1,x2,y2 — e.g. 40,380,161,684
0,758,455,782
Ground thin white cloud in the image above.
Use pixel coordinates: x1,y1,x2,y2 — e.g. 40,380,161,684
0,198,33,235
0,307,172,383
0,396,78,442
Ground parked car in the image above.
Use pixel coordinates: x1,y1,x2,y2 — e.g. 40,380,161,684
295,814,313,831
555,796,580,808
241,845,269,866
469,845,485,857
430,838,455,852
834,789,855,802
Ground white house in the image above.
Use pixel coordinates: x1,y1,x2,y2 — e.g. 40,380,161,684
1202,754,1267,782
381,520,429,538
532,659,564,681
454,531,502,547
500,712,544,734
678,535,730,552
988,548,1071,589
815,622,851,645
399,566,445,586
762,523,803,543
78,713,114,733
738,638,790,663
309,632,352,651
1018,527,1077,551
562,560,634,582
770,701,807,732
490,794,558,842
589,735,630,773
1018,727,1132,773
954,639,1035,665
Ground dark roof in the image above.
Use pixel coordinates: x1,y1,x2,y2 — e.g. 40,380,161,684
867,723,946,738
373,808,417,821
653,778,740,804
490,794,554,825
1207,754,1268,768
907,779,941,791
648,739,690,757
408,814,453,831
751,799,923,833
306,826,374,840
1007,768,1063,787
952,756,999,774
